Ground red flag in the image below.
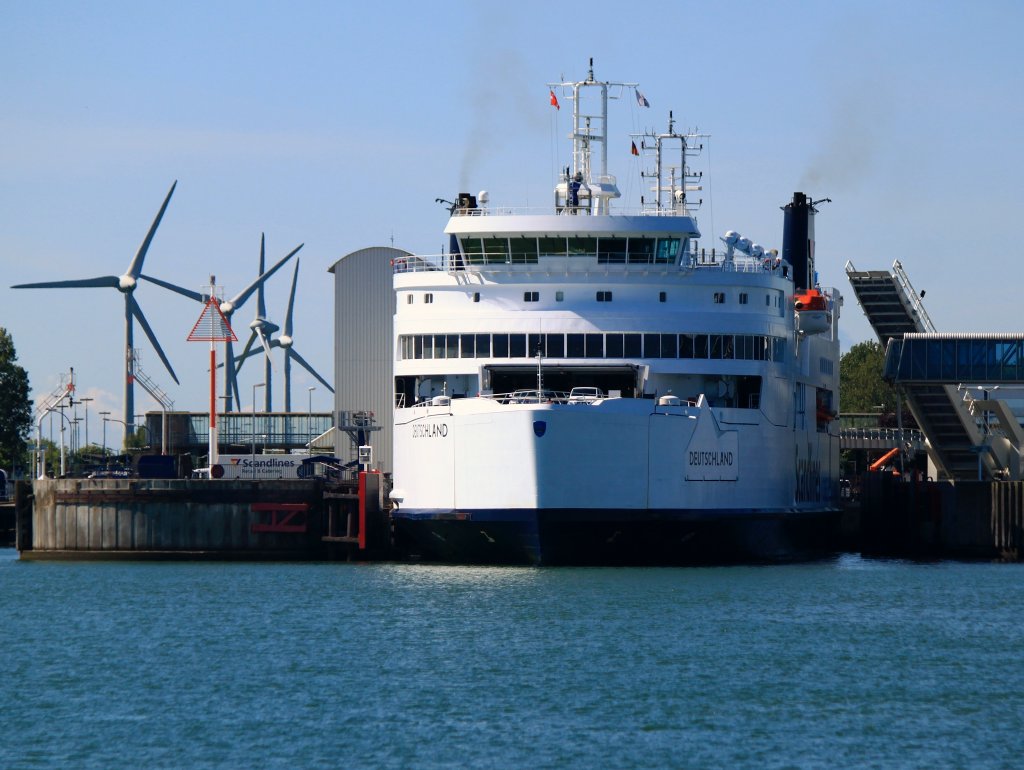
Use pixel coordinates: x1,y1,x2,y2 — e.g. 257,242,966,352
631,141,639,156
549,89,560,110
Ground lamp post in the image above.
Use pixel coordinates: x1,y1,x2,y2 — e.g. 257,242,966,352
307,386,316,455
78,397,94,457
102,415,128,468
252,382,265,479
99,411,111,467
46,407,73,477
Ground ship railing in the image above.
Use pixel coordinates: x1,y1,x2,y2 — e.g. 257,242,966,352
452,205,693,217
392,253,795,278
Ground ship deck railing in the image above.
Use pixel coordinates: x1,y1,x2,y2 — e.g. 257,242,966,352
393,253,794,277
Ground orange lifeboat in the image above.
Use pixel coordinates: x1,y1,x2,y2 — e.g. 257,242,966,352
794,288,831,334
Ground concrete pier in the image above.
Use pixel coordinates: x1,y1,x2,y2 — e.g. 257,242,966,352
860,474,1024,560
23,478,328,560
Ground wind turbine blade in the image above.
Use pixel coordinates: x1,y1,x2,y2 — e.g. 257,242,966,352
139,274,206,302
256,327,273,360
257,233,268,319
12,276,119,289
235,337,281,369
235,330,259,372
284,258,300,338
127,181,177,279
128,295,180,384
290,349,334,392
229,243,303,309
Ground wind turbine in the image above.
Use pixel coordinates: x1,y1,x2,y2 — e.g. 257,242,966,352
234,257,334,412
12,181,183,437
234,237,280,411
143,233,300,411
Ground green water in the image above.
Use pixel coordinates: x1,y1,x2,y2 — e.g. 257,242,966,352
2,550,1022,768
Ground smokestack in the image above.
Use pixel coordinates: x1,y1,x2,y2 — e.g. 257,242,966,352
782,192,815,291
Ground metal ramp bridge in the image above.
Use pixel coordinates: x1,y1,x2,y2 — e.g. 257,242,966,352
847,259,1024,480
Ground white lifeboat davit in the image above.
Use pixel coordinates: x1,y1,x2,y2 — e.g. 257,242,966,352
794,288,831,335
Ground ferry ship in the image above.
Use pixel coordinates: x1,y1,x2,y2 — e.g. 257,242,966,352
389,64,842,565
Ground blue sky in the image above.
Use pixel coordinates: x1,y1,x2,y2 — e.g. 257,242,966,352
3,1,1022,446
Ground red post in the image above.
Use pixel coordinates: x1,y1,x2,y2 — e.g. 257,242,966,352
358,471,367,550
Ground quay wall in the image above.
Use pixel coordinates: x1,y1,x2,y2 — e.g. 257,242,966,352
860,475,1024,560
24,478,327,559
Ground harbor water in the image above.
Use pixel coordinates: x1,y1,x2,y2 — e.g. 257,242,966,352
3,549,1024,768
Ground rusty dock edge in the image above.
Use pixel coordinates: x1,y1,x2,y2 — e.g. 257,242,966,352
17,475,392,561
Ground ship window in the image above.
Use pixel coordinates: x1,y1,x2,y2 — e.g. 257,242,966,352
509,334,527,358
524,291,539,302
737,335,751,360
461,334,476,358
446,334,459,359
493,334,509,357
482,237,509,263
694,335,709,358
585,334,603,358
407,294,414,304
460,238,485,264
434,334,448,359
568,237,598,257
713,292,725,304
528,334,544,356
661,334,678,358
710,335,725,359
473,292,480,302
679,334,694,359
659,291,667,303
644,334,661,358
655,238,681,264
476,333,491,358
765,294,771,306
627,237,656,264
624,334,642,357
597,237,627,264
596,291,613,302
723,335,735,359
567,334,585,357
555,291,564,302
539,237,567,258
545,334,564,357
421,335,433,359
424,293,434,303
739,293,748,305
510,237,538,264
606,334,624,357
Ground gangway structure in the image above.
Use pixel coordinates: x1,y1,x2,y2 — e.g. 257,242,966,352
845,259,996,480
883,334,1024,479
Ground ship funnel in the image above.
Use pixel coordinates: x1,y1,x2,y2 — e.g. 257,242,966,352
782,192,815,291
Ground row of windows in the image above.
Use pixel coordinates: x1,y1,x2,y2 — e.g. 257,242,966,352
399,332,787,362
458,236,685,265
410,290,783,306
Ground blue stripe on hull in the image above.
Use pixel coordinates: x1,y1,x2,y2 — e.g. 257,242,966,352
391,508,841,566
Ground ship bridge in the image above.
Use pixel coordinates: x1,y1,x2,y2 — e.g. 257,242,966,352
846,259,1024,480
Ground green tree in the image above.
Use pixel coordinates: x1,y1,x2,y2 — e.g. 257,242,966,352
840,340,898,414
0,328,32,474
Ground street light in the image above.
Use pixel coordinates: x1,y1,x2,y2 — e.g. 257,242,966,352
103,416,129,470
307,386,316,455
78,397,94,457
99,411,111,466
252,382,265,479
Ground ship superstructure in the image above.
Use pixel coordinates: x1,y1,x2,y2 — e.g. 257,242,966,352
389,64,842,564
